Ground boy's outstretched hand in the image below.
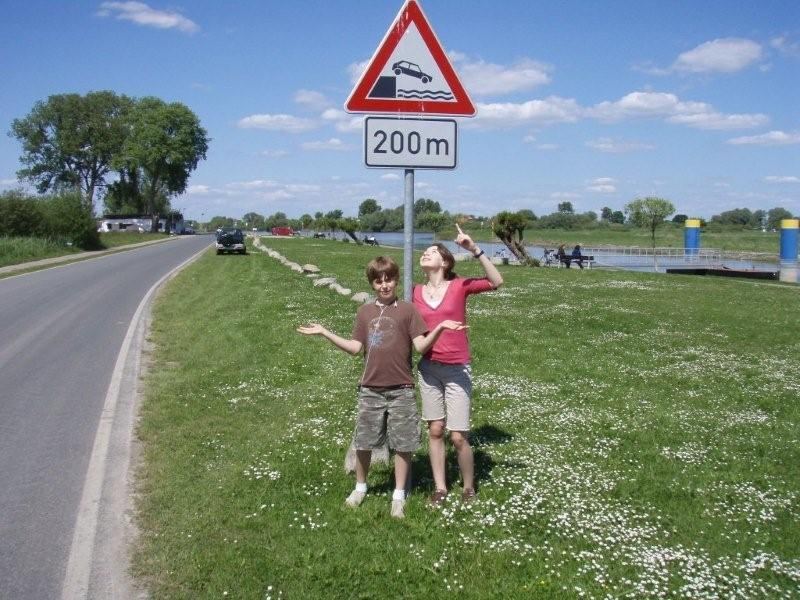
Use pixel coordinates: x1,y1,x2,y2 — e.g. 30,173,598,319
297,323,326,336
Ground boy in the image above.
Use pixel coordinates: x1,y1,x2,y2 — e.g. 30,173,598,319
297,256,463,518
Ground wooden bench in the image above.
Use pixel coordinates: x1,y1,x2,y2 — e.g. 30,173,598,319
557,255,595,269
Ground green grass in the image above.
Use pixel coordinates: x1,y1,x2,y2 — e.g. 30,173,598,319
0,232,169,268
0,235,81,267
133,238,800,598
446,224,780,254
98,231,169,248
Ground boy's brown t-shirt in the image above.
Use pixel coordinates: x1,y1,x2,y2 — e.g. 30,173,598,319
351,299,427,388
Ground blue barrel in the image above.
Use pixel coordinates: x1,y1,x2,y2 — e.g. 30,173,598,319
684,219,701,257
779,219,798,283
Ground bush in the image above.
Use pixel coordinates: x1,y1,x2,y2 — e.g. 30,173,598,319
0,190,47,237
0,190,101,250
44,192,101,249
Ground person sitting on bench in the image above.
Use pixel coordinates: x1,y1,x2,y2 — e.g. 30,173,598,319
571,244,585,269
557,244,570,267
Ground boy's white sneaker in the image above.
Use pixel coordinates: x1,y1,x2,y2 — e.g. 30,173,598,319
390,499,406,519
345,490,366,507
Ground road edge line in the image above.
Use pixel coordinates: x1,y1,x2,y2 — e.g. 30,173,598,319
61,244,210,599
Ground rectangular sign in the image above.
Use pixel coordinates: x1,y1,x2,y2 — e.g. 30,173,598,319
364,117,457,169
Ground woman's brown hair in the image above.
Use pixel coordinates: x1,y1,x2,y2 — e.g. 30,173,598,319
432,243,457,280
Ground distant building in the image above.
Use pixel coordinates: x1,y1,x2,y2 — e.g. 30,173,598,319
98,215,184,233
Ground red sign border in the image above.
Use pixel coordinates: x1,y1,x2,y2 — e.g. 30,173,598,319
345,0,476,117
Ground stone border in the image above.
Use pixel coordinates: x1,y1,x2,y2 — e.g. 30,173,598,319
250,235,373,304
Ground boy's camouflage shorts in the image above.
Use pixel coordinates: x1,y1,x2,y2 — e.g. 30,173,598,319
353,386,420,453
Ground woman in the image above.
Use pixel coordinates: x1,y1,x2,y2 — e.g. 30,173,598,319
413,224,504,505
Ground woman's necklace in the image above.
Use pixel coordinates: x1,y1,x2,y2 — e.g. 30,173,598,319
424,279,448,301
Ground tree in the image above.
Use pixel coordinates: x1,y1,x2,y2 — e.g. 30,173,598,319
751,209,767,230
767,207,793,230
610,210,625,224
672,214,688,224
208,215,234,230
265,212,289,228
557,201,574,214
358,198,381,217
416,211,448,239
324,209,343,220
601,206,613,221
338,217,361,243
119,97,209,231
242,212,265,230
299,213,314,230
624,197,675,248
414,198,441,216
11,91,133,212
492,211,537,266
711,208,753,227
517,209,537,224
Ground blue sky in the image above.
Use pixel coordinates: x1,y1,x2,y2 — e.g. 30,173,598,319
1,1,798,221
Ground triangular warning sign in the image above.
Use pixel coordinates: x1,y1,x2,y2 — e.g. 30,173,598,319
345,0,476,117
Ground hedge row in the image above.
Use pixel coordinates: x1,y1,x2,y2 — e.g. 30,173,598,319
0,191,101,250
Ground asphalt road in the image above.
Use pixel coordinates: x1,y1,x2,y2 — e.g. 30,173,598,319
0,235,211,599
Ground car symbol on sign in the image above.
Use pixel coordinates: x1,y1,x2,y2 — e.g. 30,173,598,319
391,60,432,84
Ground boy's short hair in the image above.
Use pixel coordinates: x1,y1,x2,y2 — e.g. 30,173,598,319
366,256,399,283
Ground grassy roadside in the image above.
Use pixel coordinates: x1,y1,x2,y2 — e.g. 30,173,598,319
0,232,169,268
133,238,799,598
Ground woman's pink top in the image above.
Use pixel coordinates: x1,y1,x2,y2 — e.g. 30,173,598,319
413,277,494,364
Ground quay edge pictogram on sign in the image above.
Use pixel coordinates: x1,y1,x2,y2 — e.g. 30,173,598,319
345,0,476,117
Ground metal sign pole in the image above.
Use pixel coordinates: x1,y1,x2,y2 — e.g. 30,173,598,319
403,168,415,301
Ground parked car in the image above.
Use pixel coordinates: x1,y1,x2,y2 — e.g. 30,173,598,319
215,227,246,255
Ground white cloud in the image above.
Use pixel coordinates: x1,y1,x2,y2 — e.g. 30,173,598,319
551,192,581,199
301,138,352,152
97,1,199,33
587,91,767,130
1,178,18,187
522,135,536,143
536,144,559,151
321,109,364,133
771,36,800,59
586,138,654,153
294,89,330,111
186,184,211,195
764,176,800,183
668,111,768,130
348,60,369,84
473,96,581,128
586,177,617,193
226,180,279,190
261,149,289,158
237,114,317,133
672,38,762,73
455,57,552,96
727,130,800,146
381,173,400,180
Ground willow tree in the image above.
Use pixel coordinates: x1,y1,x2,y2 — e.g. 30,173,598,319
492,210,538,266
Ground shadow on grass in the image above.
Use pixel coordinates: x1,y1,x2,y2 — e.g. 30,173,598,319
404,423,513,494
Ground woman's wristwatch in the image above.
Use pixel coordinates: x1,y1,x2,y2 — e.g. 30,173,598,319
473,248,485,258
